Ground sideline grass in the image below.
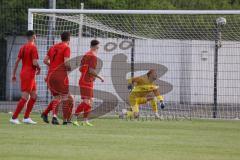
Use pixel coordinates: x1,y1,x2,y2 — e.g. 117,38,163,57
0,113,239,160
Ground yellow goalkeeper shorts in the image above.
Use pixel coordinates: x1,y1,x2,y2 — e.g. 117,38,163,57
129,94,148,113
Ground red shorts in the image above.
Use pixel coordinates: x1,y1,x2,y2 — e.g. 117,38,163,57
20,73,37,92
47,72,69,96
79,81,93,99
20,77,37,92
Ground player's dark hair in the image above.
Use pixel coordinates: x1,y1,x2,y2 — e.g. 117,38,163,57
147,69,156,77
26,30,35,38
61,31,71,41
90,39,99,47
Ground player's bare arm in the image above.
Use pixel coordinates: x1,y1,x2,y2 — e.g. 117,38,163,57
43,55,50,66
33,59,41,75
89,68,104,82
132,77,142,85
127,76,140,90
64,57,71,71
12,58,21,82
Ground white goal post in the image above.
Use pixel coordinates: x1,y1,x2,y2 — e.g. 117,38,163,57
25,9,240,119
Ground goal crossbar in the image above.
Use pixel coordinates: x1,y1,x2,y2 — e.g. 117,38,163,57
28,9,240,15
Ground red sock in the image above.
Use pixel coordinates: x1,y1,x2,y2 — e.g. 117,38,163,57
75,102,86,115
62,105,72,121
63,100,73,121
43,101,54,115
51,99,60,116
24,98,36,119
12,98,27,119
83,103,91,119
67,107,73,120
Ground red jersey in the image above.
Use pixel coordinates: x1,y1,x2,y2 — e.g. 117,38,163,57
18,42,39,77
79,51,97,85
47,42,70,74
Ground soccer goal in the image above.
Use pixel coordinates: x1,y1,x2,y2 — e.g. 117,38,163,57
13,9,240,120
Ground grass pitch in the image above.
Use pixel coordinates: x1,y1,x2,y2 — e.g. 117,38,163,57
0,113,239,160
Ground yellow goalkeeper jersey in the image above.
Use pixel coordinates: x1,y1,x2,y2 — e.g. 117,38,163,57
128,74,159,97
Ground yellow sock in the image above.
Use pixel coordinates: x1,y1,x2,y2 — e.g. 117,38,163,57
127,111,134,119
150,99,158,113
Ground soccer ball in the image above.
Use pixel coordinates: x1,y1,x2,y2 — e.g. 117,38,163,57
216,17,226,26
122,109,127,114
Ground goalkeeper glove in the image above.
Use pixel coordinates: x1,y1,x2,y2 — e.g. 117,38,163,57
128,84,133,91
156,95,165,109
159,102,165,109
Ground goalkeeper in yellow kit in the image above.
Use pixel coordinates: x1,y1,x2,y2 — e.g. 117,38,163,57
124,69,165,119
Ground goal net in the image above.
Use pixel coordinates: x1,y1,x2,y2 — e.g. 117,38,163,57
5,9,240,120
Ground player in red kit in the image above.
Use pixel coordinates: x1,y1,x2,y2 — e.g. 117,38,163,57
10,30,40,124
72,40,104,126
41,31,73,125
